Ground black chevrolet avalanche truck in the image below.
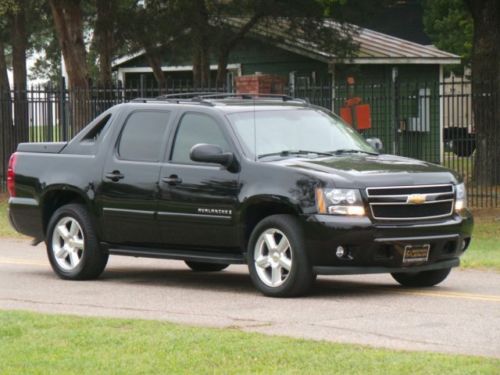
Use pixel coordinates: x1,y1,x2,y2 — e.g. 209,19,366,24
7,94,473,297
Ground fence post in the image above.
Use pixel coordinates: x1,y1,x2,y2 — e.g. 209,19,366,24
390,67,399,155
47,83,53,142
140,74,145,97
59,76,67,141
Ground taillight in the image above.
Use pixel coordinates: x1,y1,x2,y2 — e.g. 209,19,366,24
7,153,17,197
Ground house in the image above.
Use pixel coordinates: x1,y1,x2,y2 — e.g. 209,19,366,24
112,20,460,162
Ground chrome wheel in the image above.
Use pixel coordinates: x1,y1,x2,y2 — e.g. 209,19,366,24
254,228,293,287
51,217,85,271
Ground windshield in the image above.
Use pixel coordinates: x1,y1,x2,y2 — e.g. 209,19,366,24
227,108,376,160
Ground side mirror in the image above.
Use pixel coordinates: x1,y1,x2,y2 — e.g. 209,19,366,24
365,137,383,153
190,143,234,168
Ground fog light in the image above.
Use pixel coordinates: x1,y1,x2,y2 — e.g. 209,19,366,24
336,246,346,258
461,238,470,251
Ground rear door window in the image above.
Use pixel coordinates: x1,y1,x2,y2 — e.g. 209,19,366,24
118,111,171,162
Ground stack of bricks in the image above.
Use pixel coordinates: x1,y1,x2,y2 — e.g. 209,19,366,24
235,74,287,95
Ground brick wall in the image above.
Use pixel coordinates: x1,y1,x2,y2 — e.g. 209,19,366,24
235,74,287,95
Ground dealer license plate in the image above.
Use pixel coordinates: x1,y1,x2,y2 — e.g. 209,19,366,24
403,244,430,264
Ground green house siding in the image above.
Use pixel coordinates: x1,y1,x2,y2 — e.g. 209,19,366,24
233,39,330,79
119,37,331,86
332,64,440,163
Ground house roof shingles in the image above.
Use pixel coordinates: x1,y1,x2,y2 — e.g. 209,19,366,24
228,18,460,65
113,18,460,68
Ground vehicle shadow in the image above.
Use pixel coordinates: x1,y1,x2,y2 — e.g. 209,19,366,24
98,265,403,299
101,266,257,293
26,265,413,299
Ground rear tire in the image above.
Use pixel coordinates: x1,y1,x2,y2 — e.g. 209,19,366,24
248,214,315,297
46,203,108,280
185,261,228,272
391,267,452,287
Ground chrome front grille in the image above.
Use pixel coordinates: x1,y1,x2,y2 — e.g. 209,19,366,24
366,184,455,221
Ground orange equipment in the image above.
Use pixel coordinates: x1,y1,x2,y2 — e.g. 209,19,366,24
340,96,372,131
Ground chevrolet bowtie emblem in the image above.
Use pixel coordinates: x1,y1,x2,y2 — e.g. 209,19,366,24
407,194,427,204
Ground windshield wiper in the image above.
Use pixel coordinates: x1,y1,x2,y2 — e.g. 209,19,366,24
258,150,334,159
330,149,379,156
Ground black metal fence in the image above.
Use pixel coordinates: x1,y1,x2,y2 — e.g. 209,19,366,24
0,78,498,208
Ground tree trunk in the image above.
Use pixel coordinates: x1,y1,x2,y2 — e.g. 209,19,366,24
144,47,166,90
191,0,211,88
49,0,90,132
215,14,263,88
465,0,500,186
0,40,14,181
215,48,230,88
0,41,9,91
10,0,29,144
95,0,115,87
49,0,89,90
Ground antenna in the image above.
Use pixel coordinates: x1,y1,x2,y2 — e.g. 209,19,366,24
253,96,257,161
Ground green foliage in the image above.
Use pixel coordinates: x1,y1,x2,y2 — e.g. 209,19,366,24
423,0,472,72
0,0,17,15
27,1,61,84
0,311,498,374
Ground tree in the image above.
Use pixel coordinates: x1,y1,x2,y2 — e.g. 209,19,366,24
190,0,211,87
0,38,14,177
49,0,93,132
49,0,89,90
213,13,262,87
94,0,116,87
0,17,13,181
116,0,182,88
8,0,29,143
423,0,472,73
178,0,358,87
463,0,500,186
424,0,499,186
0,40,9,91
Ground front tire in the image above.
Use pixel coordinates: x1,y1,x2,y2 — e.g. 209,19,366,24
46,203,108,280
391,267,452,287
185,261,228,272
248,215,315,297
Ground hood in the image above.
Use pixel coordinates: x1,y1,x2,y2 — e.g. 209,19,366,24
275,154,460,188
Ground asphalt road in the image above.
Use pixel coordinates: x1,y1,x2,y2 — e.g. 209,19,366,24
1,238,499,358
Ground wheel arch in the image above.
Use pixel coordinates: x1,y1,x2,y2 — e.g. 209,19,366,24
240,196,303,250
40,185,94,236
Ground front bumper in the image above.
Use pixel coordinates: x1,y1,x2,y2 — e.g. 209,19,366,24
303,210,473,275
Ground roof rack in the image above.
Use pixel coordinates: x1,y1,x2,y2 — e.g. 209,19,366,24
130,92,310,106
129,96,215,106
158,92,225,99
160,92,309,103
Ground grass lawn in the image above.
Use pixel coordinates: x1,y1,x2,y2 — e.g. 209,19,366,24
0,195,25,239
0,310,498,374
0,194,498,271
462,210,500,270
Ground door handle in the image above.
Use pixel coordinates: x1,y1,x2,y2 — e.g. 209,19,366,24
105,170,125,182
162,175,183,185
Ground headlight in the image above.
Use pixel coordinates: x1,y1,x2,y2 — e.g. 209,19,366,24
315,188,365,216
455,183,467,211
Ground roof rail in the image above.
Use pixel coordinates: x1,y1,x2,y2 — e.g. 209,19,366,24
196,92,308,102
157,92,224,99
129,97,215,106
130,92,310,106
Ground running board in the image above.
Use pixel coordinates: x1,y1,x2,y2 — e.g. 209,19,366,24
107,246,247,265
